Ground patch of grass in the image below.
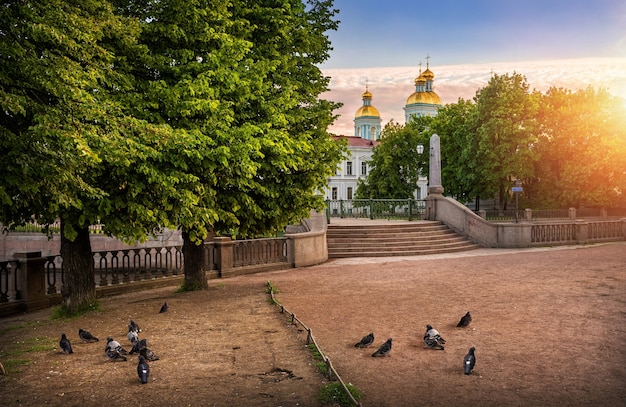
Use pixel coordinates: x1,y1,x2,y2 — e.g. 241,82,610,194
1,358,32,374
307,343,329,376
265,281,279,305
318,382,364,406
0,320,46,337
51,301,101,320
176,281,205,292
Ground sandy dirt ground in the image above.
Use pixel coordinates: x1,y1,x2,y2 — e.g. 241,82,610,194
1,242,625,407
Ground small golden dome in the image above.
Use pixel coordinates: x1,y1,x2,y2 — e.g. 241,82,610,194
405,91,442,106
421,68,435,80
355,105,380,118
362,90,373,98
414,74,426,85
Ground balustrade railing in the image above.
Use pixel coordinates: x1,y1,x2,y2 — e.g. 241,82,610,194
0,260,20,303
232,238,288,268
531,224,576,244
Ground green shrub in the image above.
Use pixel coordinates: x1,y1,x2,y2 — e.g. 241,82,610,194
318,382,363,406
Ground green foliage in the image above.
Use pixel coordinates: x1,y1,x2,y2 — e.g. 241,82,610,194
356,118,431,199
318,382,364,406
51,301,101,320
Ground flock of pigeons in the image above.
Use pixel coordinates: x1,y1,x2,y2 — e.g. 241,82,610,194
58,301,169,384
355,311,476,375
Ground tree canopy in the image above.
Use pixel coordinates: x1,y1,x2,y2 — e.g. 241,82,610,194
1,0,343,308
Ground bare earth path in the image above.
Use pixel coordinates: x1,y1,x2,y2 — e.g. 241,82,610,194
1,242,625,406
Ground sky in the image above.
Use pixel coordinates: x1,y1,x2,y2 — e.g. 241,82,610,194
320,0,626,136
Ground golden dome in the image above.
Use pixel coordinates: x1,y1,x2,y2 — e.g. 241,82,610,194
405,91,442,106
362,90,373,98
421,68,435,80
414,74,426,85
355,105,380,118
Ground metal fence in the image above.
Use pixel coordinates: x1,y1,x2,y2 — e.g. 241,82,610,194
326,199,426,220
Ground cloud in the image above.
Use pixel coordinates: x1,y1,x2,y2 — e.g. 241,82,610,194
322,57,626,136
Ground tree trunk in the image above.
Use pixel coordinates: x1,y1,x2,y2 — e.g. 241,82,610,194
60,219,96,314
182,230,208,290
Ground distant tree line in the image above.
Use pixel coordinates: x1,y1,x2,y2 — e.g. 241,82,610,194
357,72,626,212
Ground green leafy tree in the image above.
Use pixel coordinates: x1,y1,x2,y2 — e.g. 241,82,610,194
1,1,203,312
472,73,540,211
430,99,478,204
534,87,626,208
355,119,430,199
116,0,344,289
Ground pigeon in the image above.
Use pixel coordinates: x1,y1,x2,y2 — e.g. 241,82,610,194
106,337,129,355
424,324,446,350
78,328,99,342
159,302,169,313
354,332,375,348
140,347,160,362
129,319,141,333
137,355,150,384
105,346,128,362
371,338,392,357
130,338,147,355
127,327,139,345
60,333,73,354
456,312,472,328
463,347,476,375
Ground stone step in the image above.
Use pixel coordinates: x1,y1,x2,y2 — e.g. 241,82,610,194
326,220,479,258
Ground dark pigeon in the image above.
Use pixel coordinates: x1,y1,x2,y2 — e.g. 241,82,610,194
78,328,99,343
130,338,147,355
140,346,160,362
60,333,73,354
424,324,446,350
456,312,472,328
463,347,476,375
371,338,392,357
129,319,141,333
137,355,150,384
354,332,375,348
159,302,169,313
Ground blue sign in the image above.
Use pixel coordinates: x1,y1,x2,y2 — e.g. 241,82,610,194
512,187,523,192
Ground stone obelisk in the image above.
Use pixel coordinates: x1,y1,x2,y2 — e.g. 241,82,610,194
428,133,444,195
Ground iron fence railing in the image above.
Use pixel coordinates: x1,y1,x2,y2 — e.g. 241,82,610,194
326,199,426,221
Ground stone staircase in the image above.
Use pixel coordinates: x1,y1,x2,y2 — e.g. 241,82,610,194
326,221,480,258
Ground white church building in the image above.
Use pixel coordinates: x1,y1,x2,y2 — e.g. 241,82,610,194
324,60,442,201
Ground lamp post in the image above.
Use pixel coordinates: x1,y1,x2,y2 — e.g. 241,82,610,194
415,144,424,199
512,179,523,223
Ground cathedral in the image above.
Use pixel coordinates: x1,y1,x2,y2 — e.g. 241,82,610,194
325,60,442,202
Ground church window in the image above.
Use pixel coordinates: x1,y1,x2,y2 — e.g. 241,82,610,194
331,187,338,200
346,161,353,175
347,187,353,200
361,162,367,175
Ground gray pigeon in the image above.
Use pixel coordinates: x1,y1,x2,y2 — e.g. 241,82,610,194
137,355,150,384
159,302,169,313
371,338,392,357
60,333,73,354
354,332,375,348
457,312,472,328
105,346,128,362
127,327,139,345
423,324,446,350
463,347,476,374
106,337,128,355
129,319,141,333
78,328,99,342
